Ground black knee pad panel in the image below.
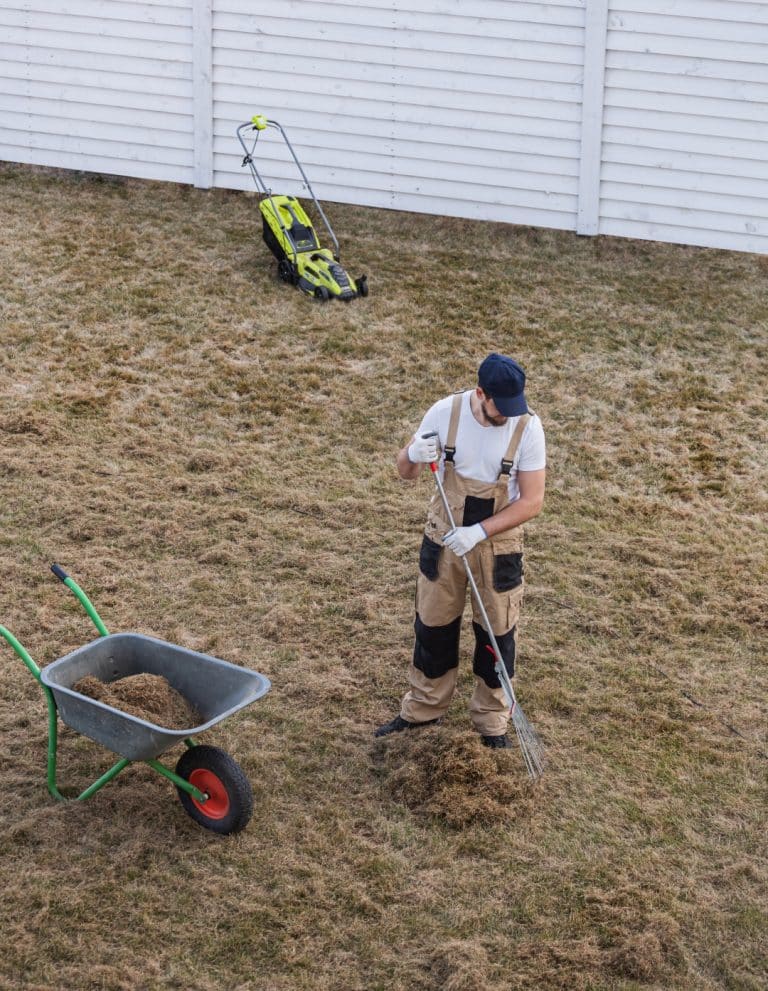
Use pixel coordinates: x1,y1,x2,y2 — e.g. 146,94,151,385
413,613,461,679
472,620,515,686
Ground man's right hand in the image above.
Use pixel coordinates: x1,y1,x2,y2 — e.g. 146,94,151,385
407,434,439,465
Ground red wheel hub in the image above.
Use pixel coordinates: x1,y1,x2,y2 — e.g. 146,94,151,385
189,768,231,820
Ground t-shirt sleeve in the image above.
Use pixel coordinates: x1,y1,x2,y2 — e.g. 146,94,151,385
518,415,546,471
415,397,450,446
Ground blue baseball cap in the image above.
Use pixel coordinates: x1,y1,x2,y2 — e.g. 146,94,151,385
478,353,528,417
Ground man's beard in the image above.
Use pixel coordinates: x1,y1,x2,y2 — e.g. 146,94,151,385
480,401,508,427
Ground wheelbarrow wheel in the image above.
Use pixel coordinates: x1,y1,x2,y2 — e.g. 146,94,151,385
175,745,253,835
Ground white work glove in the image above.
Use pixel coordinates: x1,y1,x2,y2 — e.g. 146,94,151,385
443,522,487,557
407,433,439,465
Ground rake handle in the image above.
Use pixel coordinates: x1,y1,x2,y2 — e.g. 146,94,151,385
426,447,517,712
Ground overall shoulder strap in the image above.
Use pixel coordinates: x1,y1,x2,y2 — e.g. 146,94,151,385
443,392,463,464
499,414,531,477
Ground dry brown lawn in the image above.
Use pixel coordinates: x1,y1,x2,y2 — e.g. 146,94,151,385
1,162,766,991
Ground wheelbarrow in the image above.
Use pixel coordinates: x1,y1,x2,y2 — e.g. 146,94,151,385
0,565,271,834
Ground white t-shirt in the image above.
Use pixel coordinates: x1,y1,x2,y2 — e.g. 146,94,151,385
416,390,546,502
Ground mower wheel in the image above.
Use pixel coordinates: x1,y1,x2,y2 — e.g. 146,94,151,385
277,259,295,284
357,275,369,298
314,286,331,302
175,745,253,835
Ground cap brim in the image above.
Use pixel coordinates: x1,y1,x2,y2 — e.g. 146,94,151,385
492,393,528,417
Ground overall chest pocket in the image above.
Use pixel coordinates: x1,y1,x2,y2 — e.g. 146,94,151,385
462,495,495,527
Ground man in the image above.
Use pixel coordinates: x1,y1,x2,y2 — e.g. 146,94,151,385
375,353,546,749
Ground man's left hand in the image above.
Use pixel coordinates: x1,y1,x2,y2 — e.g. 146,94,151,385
443,523,487,557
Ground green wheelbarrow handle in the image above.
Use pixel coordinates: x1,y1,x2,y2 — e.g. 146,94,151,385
51,563,110,636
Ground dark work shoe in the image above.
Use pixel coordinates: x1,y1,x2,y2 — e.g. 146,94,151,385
374,714,441,738
481,733,512,749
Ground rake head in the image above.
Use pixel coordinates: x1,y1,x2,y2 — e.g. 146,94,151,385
489,646,545,780
509,701,546,780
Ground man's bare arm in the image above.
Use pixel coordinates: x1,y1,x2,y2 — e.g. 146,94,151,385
480,469,546,538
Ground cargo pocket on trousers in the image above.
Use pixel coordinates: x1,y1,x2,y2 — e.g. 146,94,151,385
493,552,523,592
419,534,442,582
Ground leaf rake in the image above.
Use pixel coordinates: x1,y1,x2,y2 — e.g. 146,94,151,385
426,442,545,780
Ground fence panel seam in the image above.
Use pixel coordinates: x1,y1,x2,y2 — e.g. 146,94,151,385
577,0,609,235
193,0,213,188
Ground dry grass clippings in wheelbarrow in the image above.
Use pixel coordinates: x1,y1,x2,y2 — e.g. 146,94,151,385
72,674,201,729
376,727,540,828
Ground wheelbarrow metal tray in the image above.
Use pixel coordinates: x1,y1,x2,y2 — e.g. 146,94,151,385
40,633,271,761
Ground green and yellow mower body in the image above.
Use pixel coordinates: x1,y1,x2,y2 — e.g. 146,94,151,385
237,116,368,302
260,194,366,301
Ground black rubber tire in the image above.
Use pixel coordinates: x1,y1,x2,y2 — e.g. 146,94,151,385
277,259,295,284
357,275,369,298
314,285,331,302
175,745,254,835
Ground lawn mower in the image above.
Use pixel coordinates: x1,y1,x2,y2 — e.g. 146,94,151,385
237,114,368,302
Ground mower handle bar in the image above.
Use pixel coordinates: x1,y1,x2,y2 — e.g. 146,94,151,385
236,116,340,261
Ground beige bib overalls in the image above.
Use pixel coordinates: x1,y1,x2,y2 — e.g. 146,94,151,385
401,395,531,736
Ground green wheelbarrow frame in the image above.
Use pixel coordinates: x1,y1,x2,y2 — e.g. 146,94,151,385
1,565,270,833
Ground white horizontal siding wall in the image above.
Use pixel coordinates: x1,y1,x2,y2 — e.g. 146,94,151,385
2,2,768,254
601,0,768,253
212,0,586,230
0,0,195,184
